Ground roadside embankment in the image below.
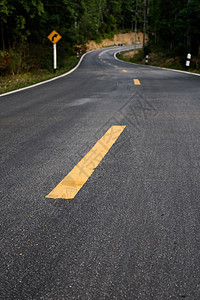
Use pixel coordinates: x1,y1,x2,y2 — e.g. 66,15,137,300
118,49,200,74
86,32,147,50
0,56,78,94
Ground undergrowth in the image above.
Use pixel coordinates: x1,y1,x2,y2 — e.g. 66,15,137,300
0,56,78,94
118,48,200,74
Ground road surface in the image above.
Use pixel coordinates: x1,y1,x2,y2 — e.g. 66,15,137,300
0,46,200,299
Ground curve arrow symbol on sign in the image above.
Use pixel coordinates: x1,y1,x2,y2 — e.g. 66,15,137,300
52,34,58,42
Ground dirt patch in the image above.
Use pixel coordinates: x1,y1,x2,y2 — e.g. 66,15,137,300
86,32,147,50
123,50,139,58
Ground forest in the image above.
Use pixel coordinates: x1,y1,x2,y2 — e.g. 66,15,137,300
0,0,200,75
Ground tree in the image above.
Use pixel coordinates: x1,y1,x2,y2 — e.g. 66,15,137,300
147,0,200,58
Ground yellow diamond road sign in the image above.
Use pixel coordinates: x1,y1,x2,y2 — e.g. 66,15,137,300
48,30,62,44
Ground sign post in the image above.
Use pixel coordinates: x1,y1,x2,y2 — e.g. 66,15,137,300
47,30,62,73
53,44,57,72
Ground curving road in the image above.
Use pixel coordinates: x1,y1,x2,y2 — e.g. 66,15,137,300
0,46,200,299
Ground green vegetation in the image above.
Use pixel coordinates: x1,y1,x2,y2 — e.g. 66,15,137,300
0,56,78,94
0,1,200,93
119,0,200,73
148,0,200,56
118,49,200,74
0,0,146,93
146,0,200,72
0,0,145,71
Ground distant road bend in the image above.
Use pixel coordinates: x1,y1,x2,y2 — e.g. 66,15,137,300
0,45,200,299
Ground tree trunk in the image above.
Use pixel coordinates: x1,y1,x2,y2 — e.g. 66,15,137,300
1,21,6,51
196,44,200,70
143,0,147,52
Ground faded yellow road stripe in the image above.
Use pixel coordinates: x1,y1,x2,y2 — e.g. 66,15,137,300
114,65,118,68
46,126,126,200
123,70,127,72
99,50,106,57
133,79,141,85
99,49,110,57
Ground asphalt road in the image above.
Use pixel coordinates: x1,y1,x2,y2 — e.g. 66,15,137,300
0,46,200,299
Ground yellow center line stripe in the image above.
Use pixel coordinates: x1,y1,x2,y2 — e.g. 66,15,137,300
99,50,106,57
133,79,141,85
99,49,110,57
46,126,126,200
123,70,127,72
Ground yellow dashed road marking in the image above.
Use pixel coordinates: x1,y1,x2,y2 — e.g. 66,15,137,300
46,126,126,200
99,49,111,57
123,70,127,72
99,51,106,57
133,79,141,85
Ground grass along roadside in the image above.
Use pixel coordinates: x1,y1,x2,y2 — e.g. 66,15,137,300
117,49,200,74
0,56,78,95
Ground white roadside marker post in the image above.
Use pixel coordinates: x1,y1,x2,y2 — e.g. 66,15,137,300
185,53,191,71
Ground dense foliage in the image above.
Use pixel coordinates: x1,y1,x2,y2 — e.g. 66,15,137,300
0,0,200,74
148,0,200,57
0,0,145,73
0,0,144,50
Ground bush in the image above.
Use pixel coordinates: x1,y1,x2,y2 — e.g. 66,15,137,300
130,49,144,63
0,51,12,75
143,44,151,56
